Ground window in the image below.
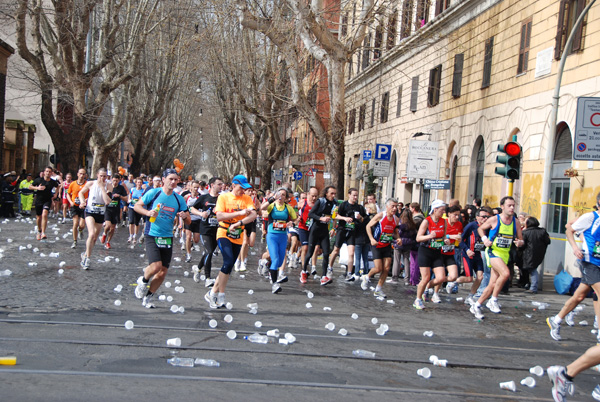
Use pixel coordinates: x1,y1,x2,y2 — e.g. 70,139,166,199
308,84,317,107
374,24,384,60
347,57,353,79
517,18,532,74
416,0,431,29
452,53,464,97
482,36,494,89
401,0,413,39
555,0,586,59
348,108,356,135
428,64,442,107
380,92,390,123
341,13,348,37
474,139,485,200
370,98,376,127
387,10,398,50
435,0,451,16
396,85,402,117
358,104,366,131
362,34,371,70
410,76,419,112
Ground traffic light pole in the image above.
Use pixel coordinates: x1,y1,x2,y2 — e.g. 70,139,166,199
508,180,514,198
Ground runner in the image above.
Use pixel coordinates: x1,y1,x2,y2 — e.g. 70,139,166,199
437,205,463,296
298,187,319,284
456,207,493,305
128,178,145,246
547,192,600,342
413,200,447,310
60,173,73,223
204,175,256,309
18,173,34,216
470,196,523,319
287,192,306,270
191,177,223,287
361,199,400,298
29,167,59,241
353,203,377,279
183,180,201,262
134,169,191,308
547,345,600,401
78,168,111,270
101,173,128,250
302,186,338,286
234,187,260,272
67,169,87,248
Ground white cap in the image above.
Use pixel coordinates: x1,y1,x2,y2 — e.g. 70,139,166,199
430,199,446,212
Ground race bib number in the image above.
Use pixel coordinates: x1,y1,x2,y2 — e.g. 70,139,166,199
155,237,172,249
379,233,394,244
131,198,139,204
227,227,243,239
90,203,105,213
442,244,455,253
345,221,356,230
474,242,486,252
593,242,600,259
429,239,444,249
109,200,119,207
305,218,313,228
208,217,218,226
273,220,287,231
495,234,512,249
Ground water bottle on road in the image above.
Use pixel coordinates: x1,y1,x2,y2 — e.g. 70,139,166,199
167,357,194,367
244,333,270,344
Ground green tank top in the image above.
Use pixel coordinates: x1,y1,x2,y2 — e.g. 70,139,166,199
490,216,515,256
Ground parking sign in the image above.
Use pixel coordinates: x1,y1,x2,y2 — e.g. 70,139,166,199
375,144,392,160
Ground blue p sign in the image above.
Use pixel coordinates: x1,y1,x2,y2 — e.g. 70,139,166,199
375,144,392,160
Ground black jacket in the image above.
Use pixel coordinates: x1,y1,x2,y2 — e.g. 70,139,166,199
520,226,551,271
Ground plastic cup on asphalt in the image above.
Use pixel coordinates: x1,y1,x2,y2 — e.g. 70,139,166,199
248,289,254,295
170,305,179,313
159,295,166,301
267,329,280,337
174,280,181,284
279,338,289,345
433,359,447,367
338,328,348,336
529,365,544,376
209,319,218,328
520,376,536,388
325,322,335,331
58,269,64,274
224,314,233,323
59,261,66,267
124,320,134,330
114,300,121,306
167,337,181,347
255,321,262,328
307,291,314,299
376,327,385,336
306,303,312,309
417,368,431,379
429,355,438,363
499,381,516,392
226,302,233,310
284,333,296,344
178,306,185,313
167,296,173,302
371,317,378,325
351,313,359,319
165,282,172,288
226,330,237,340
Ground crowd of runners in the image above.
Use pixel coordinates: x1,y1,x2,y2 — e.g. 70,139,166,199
8,165,600,401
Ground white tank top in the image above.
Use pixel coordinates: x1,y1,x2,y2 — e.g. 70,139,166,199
85,181,107,214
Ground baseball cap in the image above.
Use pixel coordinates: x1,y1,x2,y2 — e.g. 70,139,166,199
232,175,252,189
430,199,446,212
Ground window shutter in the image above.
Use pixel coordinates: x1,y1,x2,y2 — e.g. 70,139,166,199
482,37,494,88
572,0,586,52
555,0,568,59
415,0,424,30
396,85,402,117
410,76,419,112
452,53,464,97
435,0,443,16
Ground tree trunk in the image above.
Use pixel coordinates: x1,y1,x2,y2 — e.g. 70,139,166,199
324,58,346,190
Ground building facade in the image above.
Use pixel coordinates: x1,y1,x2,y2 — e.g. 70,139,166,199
344,0,600,276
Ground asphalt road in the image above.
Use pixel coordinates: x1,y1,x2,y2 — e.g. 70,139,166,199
0,215,598,401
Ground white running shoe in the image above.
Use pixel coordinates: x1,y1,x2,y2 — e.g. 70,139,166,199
135,276,147,299
431,293,441,303
205,278,215,288
470,304,484,319
234,259,241,272
239,261,247,272
445,282,455,294
272,283,282,294
204,291,219,309
142,293,155,308
360,275,370,290
486,299,501,314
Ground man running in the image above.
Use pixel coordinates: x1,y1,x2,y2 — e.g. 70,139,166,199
29,167,59,241
183,181,202,262
438,205,463,296
67,169,87,248
101,173,128,249
470,196,523,319
204,175,256,308
235,187,260,272
134,169,191,308
60,173,73,223
298,187,319,283
78,168,111,269
128,177,145,246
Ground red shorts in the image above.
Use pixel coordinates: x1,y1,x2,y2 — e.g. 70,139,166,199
62,198,69,205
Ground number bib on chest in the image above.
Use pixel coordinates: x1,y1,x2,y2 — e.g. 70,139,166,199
227,227,243,239
345,221,355,230
273,220,287,231
474,242,486,252
593,242,600,259
89,203,105,213
429,239,444,249
442,244,455,253
495,234,513,249
208,216,218,227
155,237,172,249
379,233,394,244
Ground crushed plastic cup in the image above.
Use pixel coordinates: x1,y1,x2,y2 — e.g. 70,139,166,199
6,238,12,243
28,262,37,267
178,306,185,313
338,328,348,336
26,244,32,249
115,258,120,263
164,282,172,288
499,381,516,392
183,271,189,277
248,289,254,295
224,314,233,323
381,323,389,332
167,337,182,347
39,253,47,257
520,376,536,388
433,359,447,367
58,269,64,274
307,291,314,299
114,284,123,292
279,338,289,345
429,355,439,363
209,319,218,328
114,300,121,306
170,305,179,313
255,321,262,328
249,308,257,315
351,313,359,319
323,306,331,311
529,365,544,376
159,295,166,301
386,299,395,304
104,256,111,262
124,320,134,330
417,367,431,379
325,322,335,331
306,303,312,309
59,261,66,267
284,333,296,344
175,280,181,284
226,330,237,340
33,247,39,252
139,254,144,258
226,302,233,310
376,327,386,336
240,275,245,278
166,296,173,302
456,297,464,302
579,320,589,326
247,303,258,309
371,317,378,325
267,329,280,337
423,331,434,337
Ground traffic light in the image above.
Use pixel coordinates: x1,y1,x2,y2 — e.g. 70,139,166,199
494,141,522,180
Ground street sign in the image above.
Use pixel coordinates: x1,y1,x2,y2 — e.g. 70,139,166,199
574,97,600,160
372,160,390,177
306,169,314,177
293,171,303,181
273,170,283,180
406,140,439,179
400,176,408,184
424,179,451,190
323,172,331,179
375,144,392,160
362,150,372,161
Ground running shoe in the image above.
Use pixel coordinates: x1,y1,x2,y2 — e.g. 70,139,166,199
239,261,247,272
547,316,562,341
104,242,111,250
547,365,574,402
272,283,282,294
234,259,241,272
135,276,147,299
345,272,355,282
465,296,475,306
205,278,215,288
445,282,455,294
595,316,598,329
300,271,308,284
78,228,84,240
310,265,317,276
36,232,41,241
565,311,576,327
138,234,144,244
413,299,424,310
374,289,387,298
276,273,288,283
389,276,399,284
486,299,501,313
204,291,219,309
185,254,192,263
360,275,370,290
326,267,333,278
320,275,332,286
127,237,132,244
142,293,155,309
80,257,90,270
216,293,226,308
71,241,77,249
593,384,600,401
470,304,484,319
431,293,441,303
181,242,185,250
101,233,106,244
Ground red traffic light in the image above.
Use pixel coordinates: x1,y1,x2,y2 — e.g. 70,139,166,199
504,141,521,157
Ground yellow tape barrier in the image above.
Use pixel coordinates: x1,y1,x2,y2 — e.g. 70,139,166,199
541,201,594,210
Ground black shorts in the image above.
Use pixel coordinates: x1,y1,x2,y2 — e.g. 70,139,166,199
245,221,257,235
35,201,52,216
85,211,105,224
146,235,173,268
289,228,300,239
442,253,457,268
371,245,392,260
104,207,120,224
418,245,444,268
71,206,85,218
335,230,356,248
185,220,201,233
128,208,143,226
580,261,600,286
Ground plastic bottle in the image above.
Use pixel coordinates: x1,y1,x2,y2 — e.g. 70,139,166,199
167,357,194,367
149,203,162,223
244,333,270,344
352,349,376,358
194,358,220,367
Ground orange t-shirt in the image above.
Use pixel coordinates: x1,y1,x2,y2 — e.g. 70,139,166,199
215,192,255,245
68,181,87,206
